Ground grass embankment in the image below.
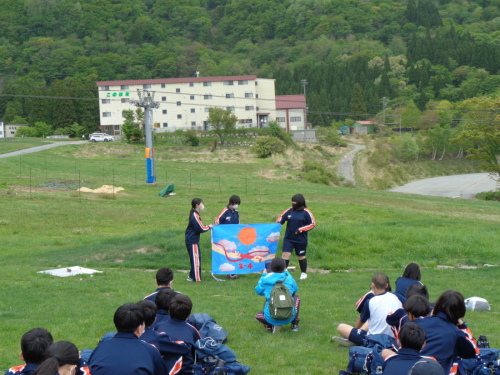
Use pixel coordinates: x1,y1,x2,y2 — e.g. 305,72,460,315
0,141,499,374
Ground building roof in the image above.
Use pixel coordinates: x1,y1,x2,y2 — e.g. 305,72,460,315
354,121,377,125
96,75,261,86
275,95,306,110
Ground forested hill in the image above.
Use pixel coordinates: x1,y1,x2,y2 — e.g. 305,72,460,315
0,0,499,133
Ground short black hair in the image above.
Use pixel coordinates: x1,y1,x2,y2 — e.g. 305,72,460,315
433,290,466,325
137,299,157,328
291,194,306,210
155,288,177,311
169,294,193,320
21,328,54,364
406,284,429,300
404,295,431,318
113,303,144,333
32,341,79,375
229,195,241,205
156,267,174,286
399,322,426,351
372,273,389,290
403,263,421,281
270,257,286,273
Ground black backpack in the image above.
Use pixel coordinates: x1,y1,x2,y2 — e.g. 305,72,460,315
269,276,294,320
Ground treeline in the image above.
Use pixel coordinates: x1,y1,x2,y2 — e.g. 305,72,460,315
0,0,499,133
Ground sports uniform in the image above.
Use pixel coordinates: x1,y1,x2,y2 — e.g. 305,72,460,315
415,312,478,374
215,205,239,225
5,363,38,375
185,210,211,282
395,276,423,303
143,286,173,304
89,332,167,375
140,328,189,375
383,348,436,375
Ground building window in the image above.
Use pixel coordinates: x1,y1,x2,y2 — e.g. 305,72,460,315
245,92,253,98
227,106,235,112
256,107,259,111
190,108,195,113
100,86,109,91
256,94,259,98
191,121,196,126
204,95,212,100
163,122,168,127
177,114,182,119
277,117,286,122
143,84,151,89
190,95,195,100
176,88,180,93
101,99,111,104
291,116,302,122
255,81,258,85
162,97,167,101
245,106,254,111
223,81,234,86
238,80,248,85
103,112,111,117
205,108,210,113
121,85,129,90
203,82,212,87
226,93,234,98
162,110,167,114
189,82,194,87
161,84,166,88
176,101,181,106
121,98,129,103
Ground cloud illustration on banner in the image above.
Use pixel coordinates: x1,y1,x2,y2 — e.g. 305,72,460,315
218,239,237,251
267,232,280,242
219,263,236,272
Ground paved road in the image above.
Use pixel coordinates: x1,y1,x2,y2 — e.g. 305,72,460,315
337,143,365,184
0,140,87,159
388,173,498,199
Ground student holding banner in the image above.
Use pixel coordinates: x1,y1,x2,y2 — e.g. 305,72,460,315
215,195,241,280
185,198,212,282
276,193,316,280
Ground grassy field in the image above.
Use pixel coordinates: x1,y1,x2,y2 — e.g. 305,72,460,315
0,140,499,374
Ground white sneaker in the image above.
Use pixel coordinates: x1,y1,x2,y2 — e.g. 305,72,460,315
300,272,308,280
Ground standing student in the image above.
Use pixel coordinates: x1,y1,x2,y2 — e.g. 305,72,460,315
185,198,212,282
215,195,241,279
276,193,316,280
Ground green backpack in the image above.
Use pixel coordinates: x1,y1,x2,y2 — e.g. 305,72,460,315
269,276,294,320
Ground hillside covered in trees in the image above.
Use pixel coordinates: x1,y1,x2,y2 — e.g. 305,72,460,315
0,0,499,134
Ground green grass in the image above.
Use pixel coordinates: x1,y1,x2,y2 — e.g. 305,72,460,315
0,142,499,374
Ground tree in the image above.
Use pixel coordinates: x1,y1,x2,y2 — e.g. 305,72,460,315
350,83,367,121
65,122,85,138
401,100,421,130
207,107,237,145
122,109,144,142
451,97,500,175
34,121,53,137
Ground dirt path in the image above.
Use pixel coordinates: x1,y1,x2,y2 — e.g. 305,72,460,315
336,143,365,184
0,140,86,159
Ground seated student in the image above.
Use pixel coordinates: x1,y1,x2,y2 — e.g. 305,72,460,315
254,257,301,333
387,295,431,339
151,288,178,330
415,290,478,375
409,358,445,375
89,303,168,375
32,341,80,375
154,294,202,375
5,328,54,375
144,267,176,304
383,323,440,375
395,263,424,304
353,277,393,329
137,300,189,374
332,273,402,347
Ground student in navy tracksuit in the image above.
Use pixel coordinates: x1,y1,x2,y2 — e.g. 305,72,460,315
215,195,241,279
5,328,54,375
185,198,212,282
276,193,316,280
395,263,423,304
32,341,81,375
414,290,478,375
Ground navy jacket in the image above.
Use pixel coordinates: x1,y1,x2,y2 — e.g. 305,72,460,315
185,210,210,245
215,206,239,225
276,207,315,243
395,277,422,303
383,348,428,375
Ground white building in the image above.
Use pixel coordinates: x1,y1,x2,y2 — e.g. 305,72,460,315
0,122,4,138
275,95,308,131
96,75,278,135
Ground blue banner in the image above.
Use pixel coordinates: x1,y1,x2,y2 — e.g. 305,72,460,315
211,223,281,274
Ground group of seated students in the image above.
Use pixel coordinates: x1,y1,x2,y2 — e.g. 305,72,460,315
5,267,202,375
331,263,479,375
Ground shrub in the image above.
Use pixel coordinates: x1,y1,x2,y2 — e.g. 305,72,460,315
323,129,348,147
304,170,330,185
251,136,286,158
183,129,199,146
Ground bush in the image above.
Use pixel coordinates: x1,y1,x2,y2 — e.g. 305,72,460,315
183,129,199,146
323,129,348,147
251,136,286,158
477,190,500,201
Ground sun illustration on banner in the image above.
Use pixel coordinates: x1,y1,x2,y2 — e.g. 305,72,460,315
238,226,257,246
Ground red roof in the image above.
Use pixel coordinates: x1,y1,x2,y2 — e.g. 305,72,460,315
96,75,259,86
355,121,377,125
275,95,306,110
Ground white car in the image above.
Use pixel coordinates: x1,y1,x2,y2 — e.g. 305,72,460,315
89,133,114,142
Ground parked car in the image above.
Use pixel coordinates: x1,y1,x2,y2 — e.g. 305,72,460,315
89,133,114,142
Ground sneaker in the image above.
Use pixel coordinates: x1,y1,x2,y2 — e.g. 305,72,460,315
227,274,240,279
272,325,281,334
300,272,308,280
331,336,355,347
264,324,272,332
291,324,299,332
186,277,194,282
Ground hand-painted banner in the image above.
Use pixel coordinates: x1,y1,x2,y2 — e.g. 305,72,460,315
211,223,280,274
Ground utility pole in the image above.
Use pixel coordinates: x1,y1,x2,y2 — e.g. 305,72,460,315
301,79,308,129
132,90,160,184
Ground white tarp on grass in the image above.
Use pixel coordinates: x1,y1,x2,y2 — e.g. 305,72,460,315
38,266,102,277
